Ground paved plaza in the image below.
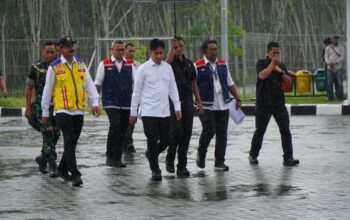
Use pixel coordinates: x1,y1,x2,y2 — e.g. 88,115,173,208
0,115,350,219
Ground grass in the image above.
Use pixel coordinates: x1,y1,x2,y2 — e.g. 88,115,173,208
241,92,344,104
0,94,345,108
0,97,26,108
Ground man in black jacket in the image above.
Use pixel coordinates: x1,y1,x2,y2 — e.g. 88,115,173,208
249,41,299,166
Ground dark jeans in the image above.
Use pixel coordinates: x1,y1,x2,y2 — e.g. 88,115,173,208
105,109,130,161
250,105,293,159
56,113,84,178
327,69,344,100
198,109,229,165
166,99,194,169
142,117,171,172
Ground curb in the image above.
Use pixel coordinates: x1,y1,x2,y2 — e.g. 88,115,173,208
1,105,350,117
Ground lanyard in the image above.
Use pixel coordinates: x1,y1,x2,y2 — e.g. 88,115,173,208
208,63,218,80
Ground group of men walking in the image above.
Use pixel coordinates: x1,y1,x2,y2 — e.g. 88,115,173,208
25,36,299,186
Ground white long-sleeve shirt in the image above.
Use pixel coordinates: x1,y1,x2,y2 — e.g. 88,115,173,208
194,56,234,111
41,55,99,117
130,58,181,117
94,56,136,87
325,44,345,70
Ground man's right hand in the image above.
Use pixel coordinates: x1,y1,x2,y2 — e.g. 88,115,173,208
129,116,137,125
25,108,32,119
170,38,177,50
42,117,49,126
271,57,279,65
2,90,8,97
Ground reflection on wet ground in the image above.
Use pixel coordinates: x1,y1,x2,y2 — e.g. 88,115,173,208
1,116,350,219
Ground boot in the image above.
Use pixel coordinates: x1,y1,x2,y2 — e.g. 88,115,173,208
35,156,48,174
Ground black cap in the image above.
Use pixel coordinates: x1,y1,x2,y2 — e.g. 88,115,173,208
58,36,77,47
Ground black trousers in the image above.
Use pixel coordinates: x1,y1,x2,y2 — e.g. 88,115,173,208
56,113,84,178
105,109,130,161
198,109,229,165
166,98,194,169
142,117,171,172
250,105,293,159
123,124,134,149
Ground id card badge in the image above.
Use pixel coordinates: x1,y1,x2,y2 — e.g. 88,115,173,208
213,74,222,94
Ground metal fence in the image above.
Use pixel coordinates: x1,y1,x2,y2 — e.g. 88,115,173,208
0,33,344,97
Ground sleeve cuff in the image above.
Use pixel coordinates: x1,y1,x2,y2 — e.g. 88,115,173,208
90,98,99,107
42,110,49,117
174,103,181,112
130,109,137,117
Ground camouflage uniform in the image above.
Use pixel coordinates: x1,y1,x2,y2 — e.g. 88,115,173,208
27,60,60,162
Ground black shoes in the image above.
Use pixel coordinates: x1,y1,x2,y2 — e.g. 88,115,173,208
72,176,83,187
114,160,127,168
151,170,162,181
106,158,127,167
125,144,136,153
249,156,259,164
214,163,229,171
106,158,115,167
283,158,300,166
57,169,72,181
196,153,205,169
176,168,190,177
35,156,48,174
166,161,175,173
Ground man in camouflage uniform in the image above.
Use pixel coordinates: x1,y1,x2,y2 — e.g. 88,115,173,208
25,41,60,177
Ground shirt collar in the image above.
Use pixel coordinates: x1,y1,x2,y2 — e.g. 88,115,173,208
61,55,77,64
149,58,162,66
111,56,126,63
203,56,217,65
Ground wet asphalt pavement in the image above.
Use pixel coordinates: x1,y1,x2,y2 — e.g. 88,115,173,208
0,115,350,219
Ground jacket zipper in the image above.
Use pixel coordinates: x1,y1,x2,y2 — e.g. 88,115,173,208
65,63,79,109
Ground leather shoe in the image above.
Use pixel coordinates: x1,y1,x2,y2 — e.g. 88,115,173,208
214,163,229,171
106,158,115,167
196,152,205,169
248,156,259,164
114,160,127,168
151,170,162,181
283,158,300,166
166,161,175,173
72,176,83,187
57,169,72,181
176,168,190,177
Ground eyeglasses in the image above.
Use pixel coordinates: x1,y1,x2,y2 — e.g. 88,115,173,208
115,48,125,51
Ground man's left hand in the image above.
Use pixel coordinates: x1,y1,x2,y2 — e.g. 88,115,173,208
235,99,242,109
91,106,100,117
175,111,182,120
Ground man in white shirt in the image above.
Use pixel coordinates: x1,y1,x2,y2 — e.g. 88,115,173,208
324,35,345,101
129,38,181,181
41,36,100,187
95,40,136,168
123,42,141,154
194,39,241,172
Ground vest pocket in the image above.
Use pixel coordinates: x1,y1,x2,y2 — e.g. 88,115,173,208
56,74,67,81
